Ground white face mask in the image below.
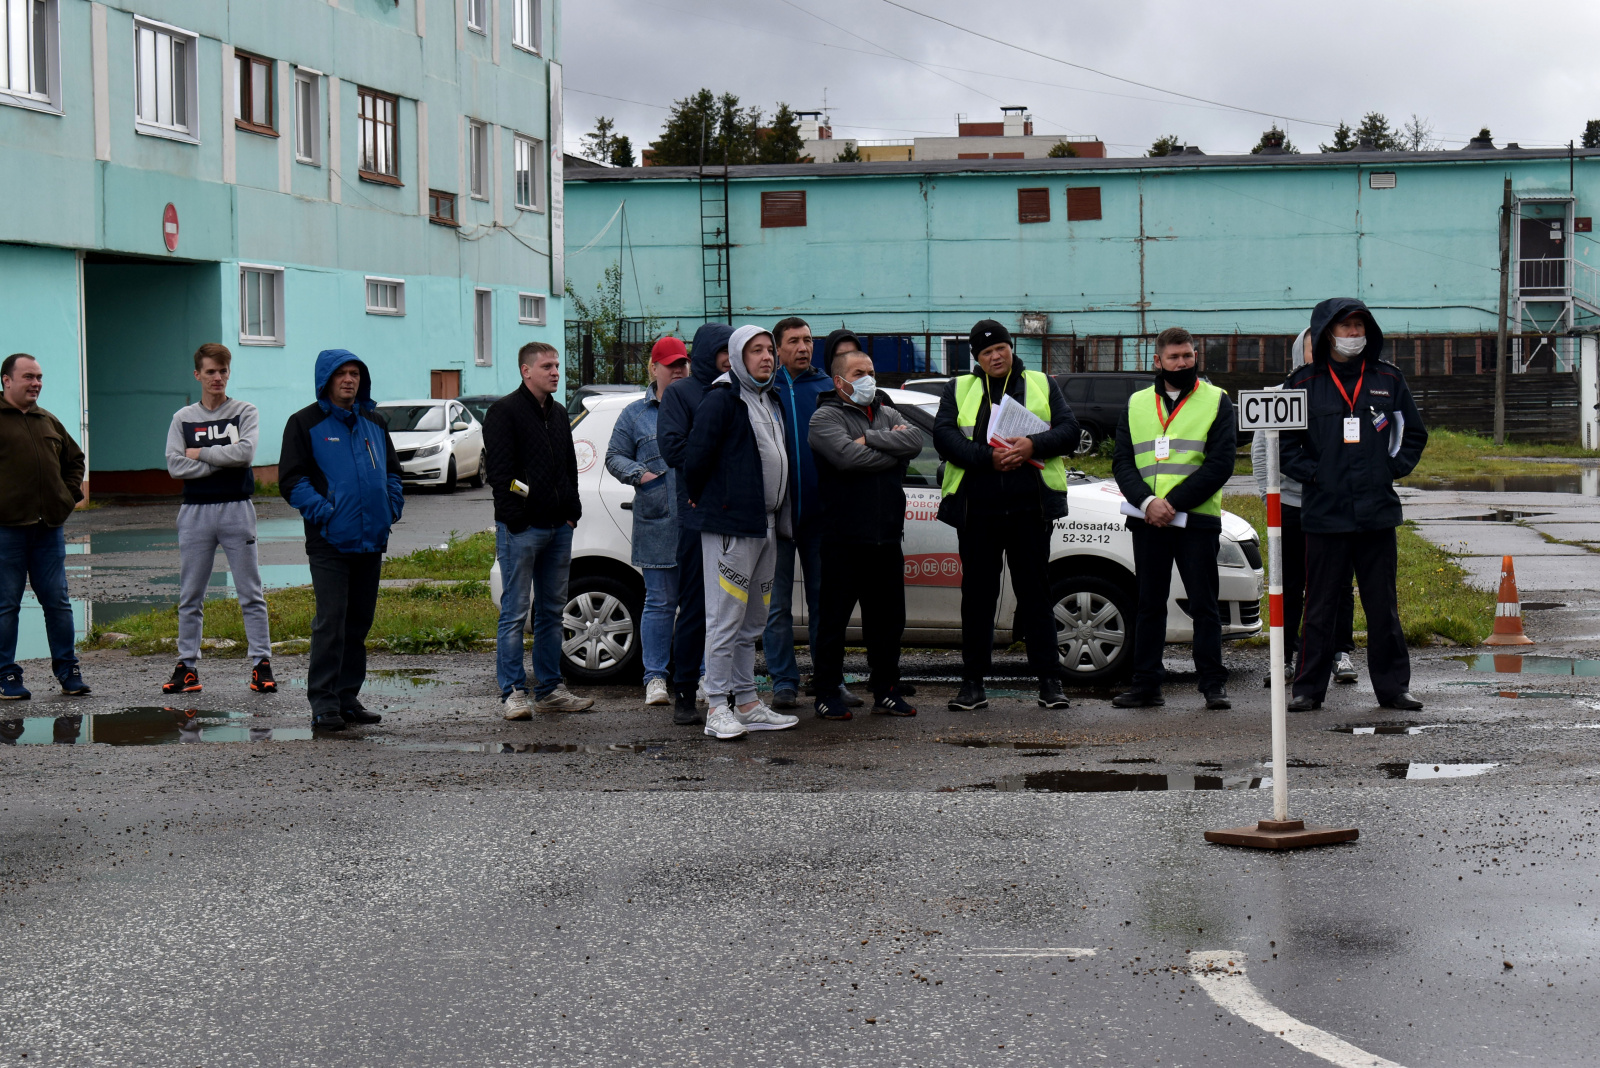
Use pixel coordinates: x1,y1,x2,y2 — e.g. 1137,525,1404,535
840,374,877,408
1332,336,1367,358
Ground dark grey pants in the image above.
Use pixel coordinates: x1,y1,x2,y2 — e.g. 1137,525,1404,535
307,550,382,716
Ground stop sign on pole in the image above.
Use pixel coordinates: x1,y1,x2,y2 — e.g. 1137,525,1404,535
162,203,179,253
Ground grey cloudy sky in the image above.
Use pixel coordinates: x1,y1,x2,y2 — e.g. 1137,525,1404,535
561,0,1600,159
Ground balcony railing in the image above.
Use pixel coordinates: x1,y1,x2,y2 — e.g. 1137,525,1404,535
1518,257,1567,296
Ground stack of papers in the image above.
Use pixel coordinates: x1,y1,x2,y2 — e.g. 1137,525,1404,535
987,395,1050,469
1119,500,1188,527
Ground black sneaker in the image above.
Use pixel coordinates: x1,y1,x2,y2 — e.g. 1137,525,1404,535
673,693,703,726
341,708,382,725
871,688,918,716
771,689,799,710
815,693,853,720
1287,695,1322,712
312,710,346,731
1038,678,1070,709
948,681,987,711
1111,689,1163,708
162,661,200,695
250,659,277,694
1203,688,1232,711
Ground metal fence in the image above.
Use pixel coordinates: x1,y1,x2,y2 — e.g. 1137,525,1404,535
565,318,658,389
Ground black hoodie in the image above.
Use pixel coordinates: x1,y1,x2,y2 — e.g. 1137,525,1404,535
658,323,734,531
1278,297,1428,533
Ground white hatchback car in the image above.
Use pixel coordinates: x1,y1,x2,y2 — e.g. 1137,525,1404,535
491,388,1263,684
376,399,487,491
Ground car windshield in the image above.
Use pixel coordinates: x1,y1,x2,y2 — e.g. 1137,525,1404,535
459,397,493,424
378,404,446,432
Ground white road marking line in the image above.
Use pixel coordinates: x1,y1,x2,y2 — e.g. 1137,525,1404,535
1189,951,1406,1068
964,948,1098,957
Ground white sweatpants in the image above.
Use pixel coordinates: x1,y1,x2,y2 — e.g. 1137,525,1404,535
701,526,777,707
177,499,271,666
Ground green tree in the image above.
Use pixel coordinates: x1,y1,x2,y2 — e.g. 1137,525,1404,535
1047,139,1079,158
1250,124,1298,154
1147,134,1181,157
1398,114,1438,151
833,141,863,162
564,263,662,390
581,116,627,165
1320,121,1355,152
609,135,635,168
1355,111,1399,150
758,103,809,163
1583,119,1600,149
649,89,771,166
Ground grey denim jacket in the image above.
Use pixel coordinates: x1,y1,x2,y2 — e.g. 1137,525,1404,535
605,390,678,568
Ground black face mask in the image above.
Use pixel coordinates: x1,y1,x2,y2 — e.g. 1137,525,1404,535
1162,365,1198,392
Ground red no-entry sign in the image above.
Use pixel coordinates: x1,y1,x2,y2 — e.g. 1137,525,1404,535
162,203,179,252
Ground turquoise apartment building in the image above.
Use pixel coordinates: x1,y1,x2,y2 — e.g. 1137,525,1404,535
0,0,565,491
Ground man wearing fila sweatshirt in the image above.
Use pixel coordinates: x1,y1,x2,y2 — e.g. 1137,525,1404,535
163,343,275,696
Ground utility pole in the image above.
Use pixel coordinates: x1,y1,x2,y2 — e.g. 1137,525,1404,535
1494,176,1511,446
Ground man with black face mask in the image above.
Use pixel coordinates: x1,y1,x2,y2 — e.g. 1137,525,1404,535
1111,326,1237,710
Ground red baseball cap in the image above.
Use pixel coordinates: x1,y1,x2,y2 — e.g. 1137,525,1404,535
650,337,689,365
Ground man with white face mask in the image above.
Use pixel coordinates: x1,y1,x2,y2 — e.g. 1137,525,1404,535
806,332,925,720
1279,298,1428,712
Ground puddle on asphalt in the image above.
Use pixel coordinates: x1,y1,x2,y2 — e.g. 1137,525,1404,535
292,669,453,697
1453,654,1600,677
1328,721,1448,735
1401,472,1599,494
939,737,1075,750
149,564,313,589
1429,509,1555,522
1378,761,1499,780
370,739,667,756
0,707,311,746
1520,602,1567,611
964,768,1265,792
79,520,306,555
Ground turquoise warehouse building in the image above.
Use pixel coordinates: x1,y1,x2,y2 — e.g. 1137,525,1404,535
0,0,565,491
565,146,1600,397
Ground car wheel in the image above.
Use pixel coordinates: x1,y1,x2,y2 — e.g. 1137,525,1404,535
442,456,457,493
468,451,486,489
1072,425,1099,457
1051,574,1134,682
560,574,643,683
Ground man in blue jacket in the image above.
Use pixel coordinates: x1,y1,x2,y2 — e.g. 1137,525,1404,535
279,349,405,731
657,323,733,726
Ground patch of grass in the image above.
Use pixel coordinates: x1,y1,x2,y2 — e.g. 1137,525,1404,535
253,479,279,497
85,581,496,656
1222,494,1493,647
382,530,497,580
1404,428,1588,485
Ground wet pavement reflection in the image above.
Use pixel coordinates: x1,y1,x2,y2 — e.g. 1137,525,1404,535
1454,654,1600,676
1377,761,1500,780
963,768,1266,792
0,707,312,745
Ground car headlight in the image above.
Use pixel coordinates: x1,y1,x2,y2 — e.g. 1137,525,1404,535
1217,537,1251,569
414,442,445,459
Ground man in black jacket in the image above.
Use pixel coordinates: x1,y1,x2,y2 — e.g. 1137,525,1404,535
1279,298,1428,712
807,333,925,720
485,342,593,718
933,320,1080,713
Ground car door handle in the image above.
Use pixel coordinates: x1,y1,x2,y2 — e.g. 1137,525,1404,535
621,501,632,510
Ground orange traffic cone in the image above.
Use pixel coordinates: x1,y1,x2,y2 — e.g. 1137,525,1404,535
1483,555,1535,646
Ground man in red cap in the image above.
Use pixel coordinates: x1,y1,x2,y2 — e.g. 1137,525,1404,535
604,337,691,707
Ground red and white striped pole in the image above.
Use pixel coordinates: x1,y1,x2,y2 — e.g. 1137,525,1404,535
1264,428,1289,822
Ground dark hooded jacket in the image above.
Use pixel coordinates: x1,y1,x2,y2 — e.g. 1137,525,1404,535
279,349,405,554
1278,297,1428,533
658,323,733,532
771,335,835,535
931,349,1079,525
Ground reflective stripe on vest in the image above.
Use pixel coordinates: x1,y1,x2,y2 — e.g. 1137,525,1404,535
1126,380,1224,517
941,369,1067,498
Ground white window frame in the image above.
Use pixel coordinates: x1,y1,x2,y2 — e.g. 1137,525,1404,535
293,67,321,165
517,292,546,325
0,0,61,113
133,16,198,143
511,0,540,54
239,264,285,346
468,119,488,199
465,0,487,35
365,276,405,316
513,134,543,212
474,288,493,366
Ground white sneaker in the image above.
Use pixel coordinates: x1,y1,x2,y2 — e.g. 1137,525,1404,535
536,686,597,713
704,703,748,740
645,678,671,706
736,700,799,732
696,677,709,706
502,690,534,720
1334,652,1359,684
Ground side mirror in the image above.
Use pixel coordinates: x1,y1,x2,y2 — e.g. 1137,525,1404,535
451,421,469,432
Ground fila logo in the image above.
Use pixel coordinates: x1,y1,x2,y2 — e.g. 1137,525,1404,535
191,422,240,445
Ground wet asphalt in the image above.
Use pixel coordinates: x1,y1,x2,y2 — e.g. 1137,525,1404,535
4,488,1600,1065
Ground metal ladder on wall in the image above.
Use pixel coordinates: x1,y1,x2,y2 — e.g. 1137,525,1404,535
699,158,731,324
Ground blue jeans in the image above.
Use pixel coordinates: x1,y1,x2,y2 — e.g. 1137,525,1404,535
0,523,77,679
640,566,678,683
496,522,572,699
762,528,823,694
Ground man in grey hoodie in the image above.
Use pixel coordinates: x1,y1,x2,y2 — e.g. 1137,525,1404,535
163,343,274,695
683,326,801,740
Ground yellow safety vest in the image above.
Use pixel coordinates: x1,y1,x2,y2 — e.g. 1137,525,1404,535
941,369,1067,498
1126,380,1224,518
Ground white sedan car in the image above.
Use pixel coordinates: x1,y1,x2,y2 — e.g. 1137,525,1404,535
376,399,487,491
492,388,1263,684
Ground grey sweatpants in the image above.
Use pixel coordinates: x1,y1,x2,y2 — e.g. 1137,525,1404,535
701,526,778,707
177,500,271,666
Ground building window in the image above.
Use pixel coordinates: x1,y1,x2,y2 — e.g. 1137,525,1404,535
0,0,58,111
134,18,197,140
468,119,488,198
466,0,487,34
474,289,493,366
1017,187,1050,224
512,0,540,52
518,293,546,325
365,276,405,316
514,135,543,211
234,50,274,135
239,265,284,346
1065,186,1102,221
760,190,806,228
428,189,458,226
294,68,320,163
357,86,400,184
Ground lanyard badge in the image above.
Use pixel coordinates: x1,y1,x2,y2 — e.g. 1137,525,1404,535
1153,390,1188,462
1330,365,1365,445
